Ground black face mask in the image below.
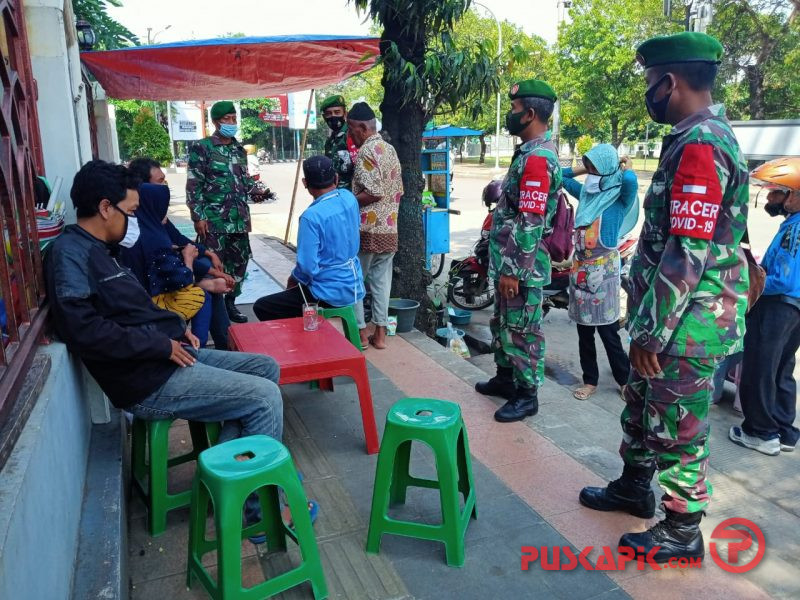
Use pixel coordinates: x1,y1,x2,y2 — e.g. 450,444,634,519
765,202,788,217
325,116,345,132
644,74,673,124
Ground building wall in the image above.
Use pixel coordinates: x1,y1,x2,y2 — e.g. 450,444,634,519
26,0,97,223
0,345,91,600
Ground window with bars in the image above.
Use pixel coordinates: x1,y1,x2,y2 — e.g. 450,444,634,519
0,0,49,438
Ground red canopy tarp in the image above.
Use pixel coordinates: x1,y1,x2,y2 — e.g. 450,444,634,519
80,35,379,101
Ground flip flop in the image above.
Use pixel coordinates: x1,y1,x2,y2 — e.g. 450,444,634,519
573,385,597,401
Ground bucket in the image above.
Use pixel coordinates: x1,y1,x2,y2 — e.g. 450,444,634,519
388,298,420,333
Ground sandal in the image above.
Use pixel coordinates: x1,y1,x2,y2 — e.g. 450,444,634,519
573,384,597,401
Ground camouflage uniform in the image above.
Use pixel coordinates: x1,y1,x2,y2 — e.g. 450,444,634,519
324,124,355,190
186,132,257,297
488,131,561,389
622,104,750,514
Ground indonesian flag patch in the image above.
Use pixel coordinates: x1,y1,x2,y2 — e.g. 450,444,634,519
669,143,723,240
519,155,550,215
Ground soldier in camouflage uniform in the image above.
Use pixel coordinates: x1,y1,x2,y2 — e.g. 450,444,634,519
186,101,269,323
580,33,750,563
321,95,355,190
475,80,561,423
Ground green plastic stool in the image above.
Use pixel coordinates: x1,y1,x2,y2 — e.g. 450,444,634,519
131,418,218,537
318,305,361,350
366,398,477,567
187,435,327,599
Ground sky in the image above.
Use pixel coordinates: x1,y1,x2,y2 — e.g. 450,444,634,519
107,0,562,46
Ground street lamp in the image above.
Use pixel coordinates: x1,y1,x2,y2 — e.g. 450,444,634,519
473,2,502,170
146,25,172,45
75,19,96,51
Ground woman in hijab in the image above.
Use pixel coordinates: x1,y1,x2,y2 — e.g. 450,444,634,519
563,145,639,401
121,183,233,348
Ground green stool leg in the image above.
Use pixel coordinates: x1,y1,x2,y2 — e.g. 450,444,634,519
431,435,465,567
131,418,147,484
146,420,172,537
366,435,401,554
457,426,478,520
389,440,413,506
318,306,361,350
216,492,246,598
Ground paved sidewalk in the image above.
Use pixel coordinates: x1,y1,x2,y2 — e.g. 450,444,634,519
127,235,795,599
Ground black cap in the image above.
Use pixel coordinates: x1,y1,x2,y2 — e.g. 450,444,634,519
348,101,376,121
303,155,336,188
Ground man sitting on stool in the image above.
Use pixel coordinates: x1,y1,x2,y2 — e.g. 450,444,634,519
254,156,365,320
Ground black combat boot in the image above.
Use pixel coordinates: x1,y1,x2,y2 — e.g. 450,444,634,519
494,386,539,423
579,464,656,518
225,293,248,323
619,509,704,563
475,366,516,401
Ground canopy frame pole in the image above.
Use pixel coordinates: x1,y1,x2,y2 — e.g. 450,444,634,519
284,89,315,243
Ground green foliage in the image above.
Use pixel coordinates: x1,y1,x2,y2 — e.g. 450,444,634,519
710,0,800,120
576,134,594,156
555,0,677,148
72,0,138,50
125,106,172,164
239,98,278,148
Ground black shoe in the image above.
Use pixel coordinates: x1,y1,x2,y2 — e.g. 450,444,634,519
225,294,248,323
579,464,656,518
475,366,515,401
494,387,538,423
619,510,704,563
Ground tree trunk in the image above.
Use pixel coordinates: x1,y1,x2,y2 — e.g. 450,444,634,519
610,117,620,149
479,133,486,164
379,24,433,331
745,65,766,120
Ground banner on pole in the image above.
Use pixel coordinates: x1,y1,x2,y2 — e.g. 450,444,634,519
288,90,317,130
169,102,204,140
259,95,289,125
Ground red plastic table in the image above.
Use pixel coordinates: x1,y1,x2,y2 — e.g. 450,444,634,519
229,317,379,454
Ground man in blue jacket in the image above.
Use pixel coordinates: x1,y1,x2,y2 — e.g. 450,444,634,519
253,155,365,320
730,157,800,456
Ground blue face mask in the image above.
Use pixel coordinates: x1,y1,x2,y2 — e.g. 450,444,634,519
219,123,238,138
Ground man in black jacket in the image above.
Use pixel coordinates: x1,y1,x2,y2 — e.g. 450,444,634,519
46,160,283,530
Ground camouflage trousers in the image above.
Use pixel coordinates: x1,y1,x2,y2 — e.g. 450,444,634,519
199,231,252,297
490,284,545,389
620,354,717,514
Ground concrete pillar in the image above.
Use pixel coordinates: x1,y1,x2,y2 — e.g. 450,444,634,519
25,0,93,224
92,83,121,164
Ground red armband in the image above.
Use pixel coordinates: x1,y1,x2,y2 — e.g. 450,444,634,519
518,155,550,215
669,143,723,240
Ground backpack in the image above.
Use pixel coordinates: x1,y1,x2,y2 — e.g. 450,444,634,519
540,189,574,263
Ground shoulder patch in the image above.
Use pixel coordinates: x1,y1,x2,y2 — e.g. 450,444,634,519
669,143,723,240
518,155,550,215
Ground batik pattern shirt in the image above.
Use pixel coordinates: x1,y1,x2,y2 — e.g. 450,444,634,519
352,134,404,254
626,104,749,358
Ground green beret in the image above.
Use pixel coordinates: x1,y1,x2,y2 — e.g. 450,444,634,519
210,101,235,120
509,79,557,103
636,32,723,68
320,95,346,112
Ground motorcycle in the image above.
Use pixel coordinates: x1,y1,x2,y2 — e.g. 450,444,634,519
447,180,638,315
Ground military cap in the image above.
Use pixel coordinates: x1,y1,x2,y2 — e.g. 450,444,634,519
320,94,346,112
210,101,236,120
508,79,557,102
348,101,376,121
636,32,723,68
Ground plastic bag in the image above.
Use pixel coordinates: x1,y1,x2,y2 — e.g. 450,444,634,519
445,323,470,359
387,316,398,336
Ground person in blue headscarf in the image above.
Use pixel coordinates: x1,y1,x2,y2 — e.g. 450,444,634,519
563,145,639,401
120,183,233,348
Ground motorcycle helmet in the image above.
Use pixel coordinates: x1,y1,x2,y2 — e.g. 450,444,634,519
482,180,503,208
750,157,800,191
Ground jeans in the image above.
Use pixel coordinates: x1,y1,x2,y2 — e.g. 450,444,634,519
577,323,631,387
208,292,231,350
129,349,282,523
252,284,332,321
739,296,800,446
355,251,395,328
